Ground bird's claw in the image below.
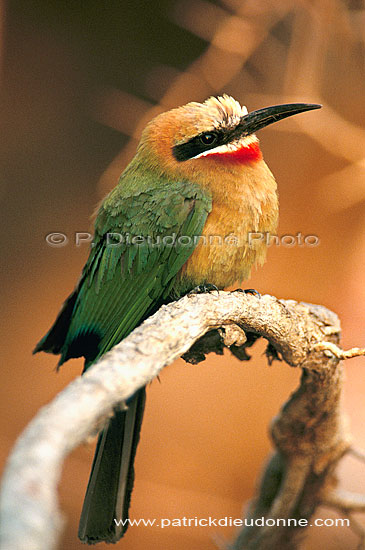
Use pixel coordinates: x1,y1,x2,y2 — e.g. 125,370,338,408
233,288,261,299
188,283,220,296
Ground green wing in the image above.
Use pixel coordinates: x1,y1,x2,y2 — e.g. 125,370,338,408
43,180,211,366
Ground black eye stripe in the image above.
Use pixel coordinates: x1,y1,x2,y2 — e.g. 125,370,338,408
173,128,228,162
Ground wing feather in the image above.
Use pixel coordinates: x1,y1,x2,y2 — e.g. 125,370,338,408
55,180,212,365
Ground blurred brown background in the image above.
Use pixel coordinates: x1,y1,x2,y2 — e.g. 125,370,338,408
1,0,365,548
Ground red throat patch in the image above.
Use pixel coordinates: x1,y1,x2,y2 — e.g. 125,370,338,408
205,141,262,164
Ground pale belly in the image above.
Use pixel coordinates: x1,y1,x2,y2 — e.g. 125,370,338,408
176,197,278,291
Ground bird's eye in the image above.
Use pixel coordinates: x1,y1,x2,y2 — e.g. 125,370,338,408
200,133,217,145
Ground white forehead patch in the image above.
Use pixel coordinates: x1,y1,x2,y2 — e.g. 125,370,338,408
203,94,248,129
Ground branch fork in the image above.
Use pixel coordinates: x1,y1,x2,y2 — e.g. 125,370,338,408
0,292,363,550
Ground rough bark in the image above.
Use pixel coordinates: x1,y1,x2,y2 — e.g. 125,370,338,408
0,292,363,550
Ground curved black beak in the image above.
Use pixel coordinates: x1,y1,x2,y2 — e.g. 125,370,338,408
237,103,322,136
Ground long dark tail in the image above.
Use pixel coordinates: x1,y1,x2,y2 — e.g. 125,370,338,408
78,388,146,543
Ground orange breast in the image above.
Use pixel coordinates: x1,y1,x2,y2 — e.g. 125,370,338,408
176,159,279,290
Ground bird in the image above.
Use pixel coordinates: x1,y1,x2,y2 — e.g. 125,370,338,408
34,94,321,543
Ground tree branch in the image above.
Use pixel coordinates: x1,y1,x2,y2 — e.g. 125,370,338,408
0,292,361,550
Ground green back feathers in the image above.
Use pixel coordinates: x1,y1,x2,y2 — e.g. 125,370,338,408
35,174,211,367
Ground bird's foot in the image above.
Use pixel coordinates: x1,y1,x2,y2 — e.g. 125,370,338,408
233,288,261,299
188,283,220,296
